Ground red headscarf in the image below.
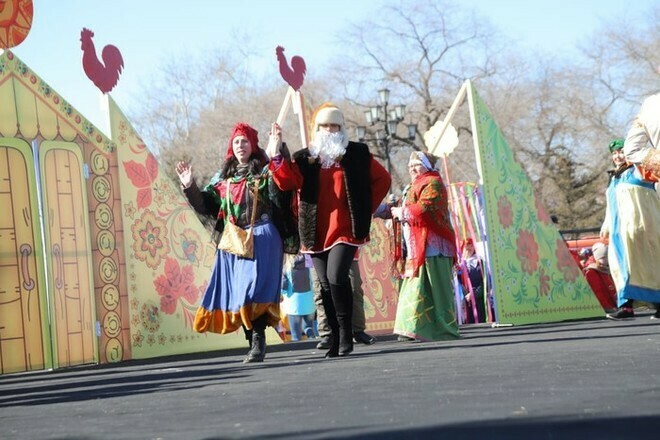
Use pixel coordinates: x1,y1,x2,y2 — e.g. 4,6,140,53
226,122,259,160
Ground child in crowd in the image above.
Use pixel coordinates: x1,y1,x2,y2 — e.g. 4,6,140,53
281,254,318,341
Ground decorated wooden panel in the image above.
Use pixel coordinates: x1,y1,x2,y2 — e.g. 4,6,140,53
359,220,399,333
40,142,97,368
0,138,50,374
467,82,602,324
107,97,257,358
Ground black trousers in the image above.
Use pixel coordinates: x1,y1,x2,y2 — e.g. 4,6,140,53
311,244,357,340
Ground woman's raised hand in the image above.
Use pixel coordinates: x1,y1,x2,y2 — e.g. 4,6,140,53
266,122,283,159
176,161,194,189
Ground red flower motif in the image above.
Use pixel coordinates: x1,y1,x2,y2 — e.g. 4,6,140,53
123,153,159,209
497,196,513,228
555,239,580,282
535,194,551,224
516,230,539,274
538,268,550,296
154,258,199,315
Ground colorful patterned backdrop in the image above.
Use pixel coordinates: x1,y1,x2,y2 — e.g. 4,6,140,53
107,97,272,358
359,220,399,333
468,82,602,324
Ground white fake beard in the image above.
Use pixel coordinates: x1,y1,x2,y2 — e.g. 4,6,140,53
309,131,347,168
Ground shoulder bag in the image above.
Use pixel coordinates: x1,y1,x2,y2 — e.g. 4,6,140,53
217,180,259,259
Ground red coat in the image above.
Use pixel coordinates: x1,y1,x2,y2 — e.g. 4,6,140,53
271,156,391,252
584,266,617,311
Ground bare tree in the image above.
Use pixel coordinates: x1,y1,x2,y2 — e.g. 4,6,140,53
330,0,506,190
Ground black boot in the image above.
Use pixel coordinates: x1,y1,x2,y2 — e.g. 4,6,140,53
338,328,353,357
330,282,353,357
244,331,266,363
320,287,340,358
243,316,267,363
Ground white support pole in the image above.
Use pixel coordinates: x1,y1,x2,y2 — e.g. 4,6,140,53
276,87,294,126
427,80,468,153
293,90,308,149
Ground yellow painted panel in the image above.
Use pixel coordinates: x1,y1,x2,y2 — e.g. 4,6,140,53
0,78,18,137
13,80,38,139
0,139,50,374
0,340,26,374
40,141,98,368
35,98,58,140
58,115,78,142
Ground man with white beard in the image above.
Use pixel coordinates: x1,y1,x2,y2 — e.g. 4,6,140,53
267,103,391,358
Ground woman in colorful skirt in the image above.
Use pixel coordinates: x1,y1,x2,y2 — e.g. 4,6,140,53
390,152,459,341
176,122,295,363
600,139,660,320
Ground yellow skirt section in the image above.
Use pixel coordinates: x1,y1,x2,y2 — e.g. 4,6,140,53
194,302,281,334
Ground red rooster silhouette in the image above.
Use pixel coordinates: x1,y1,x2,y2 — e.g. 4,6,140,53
80,28,124,94
276,46,306,91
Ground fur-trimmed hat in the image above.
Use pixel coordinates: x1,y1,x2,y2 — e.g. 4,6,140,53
226,122,259,160
311,102,349,145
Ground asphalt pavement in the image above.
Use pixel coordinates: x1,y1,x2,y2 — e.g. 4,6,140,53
1,312,659,440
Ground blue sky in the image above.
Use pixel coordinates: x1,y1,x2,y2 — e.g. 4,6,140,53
6,0,655,135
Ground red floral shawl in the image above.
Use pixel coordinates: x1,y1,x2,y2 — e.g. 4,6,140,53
399,170,456,277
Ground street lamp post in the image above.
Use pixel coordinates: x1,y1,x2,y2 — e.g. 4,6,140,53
356,88,417,175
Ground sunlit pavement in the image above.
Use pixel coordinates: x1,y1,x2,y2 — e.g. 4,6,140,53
1,313,659,439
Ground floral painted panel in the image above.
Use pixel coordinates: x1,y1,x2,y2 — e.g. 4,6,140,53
108,97,251,359
468,83,602,325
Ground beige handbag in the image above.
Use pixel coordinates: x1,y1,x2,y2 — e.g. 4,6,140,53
217,181,259,259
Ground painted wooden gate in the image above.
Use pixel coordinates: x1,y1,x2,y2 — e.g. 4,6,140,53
0,138,51,374
0,139,97,374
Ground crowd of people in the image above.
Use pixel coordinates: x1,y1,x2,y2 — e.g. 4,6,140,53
176,85,659,363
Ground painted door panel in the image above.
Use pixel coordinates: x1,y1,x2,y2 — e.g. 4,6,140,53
40,141,97,368
0,139,51,374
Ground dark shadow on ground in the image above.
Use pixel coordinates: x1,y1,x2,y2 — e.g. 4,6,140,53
232,414,660,440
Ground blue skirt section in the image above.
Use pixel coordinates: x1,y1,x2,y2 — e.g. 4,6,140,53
200,220,283,315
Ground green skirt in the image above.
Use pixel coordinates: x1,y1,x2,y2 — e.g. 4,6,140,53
394,256,459,341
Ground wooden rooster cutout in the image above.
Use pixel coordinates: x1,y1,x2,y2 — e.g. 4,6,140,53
275,46,308,150
80,28,124,94
276,45,306,91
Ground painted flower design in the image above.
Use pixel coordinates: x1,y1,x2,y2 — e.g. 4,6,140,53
154,258,199,315
132,330,144,347
153,190,167,208
555,239,580,282
180,228,202,264
362,223,386,263
131,209,170,269
516,229,539,274
124,201,136,219
497,196,513,228
140,303,161,333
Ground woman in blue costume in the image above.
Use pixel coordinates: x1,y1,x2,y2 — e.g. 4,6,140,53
176,122,296,362
600,139,660,320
